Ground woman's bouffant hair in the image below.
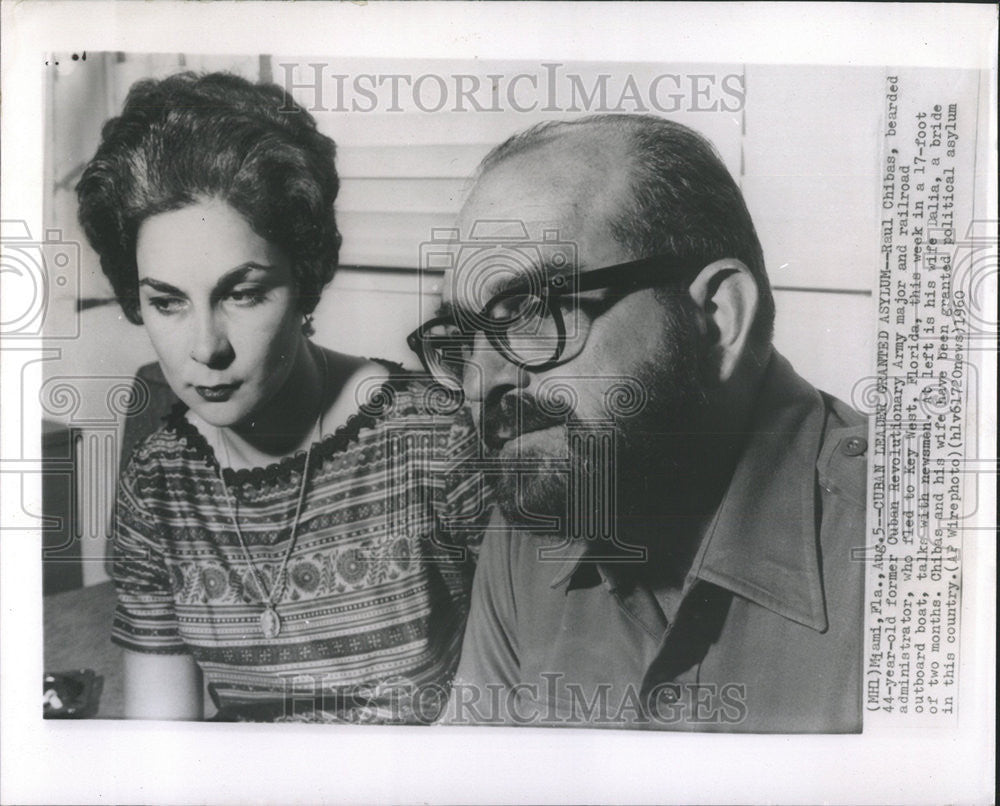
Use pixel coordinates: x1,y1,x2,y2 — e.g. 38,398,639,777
76,71,342,324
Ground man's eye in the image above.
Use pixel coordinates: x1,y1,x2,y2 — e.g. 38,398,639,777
488,293,544,324
147,296,186,315
427,322,470,346
227,287,267,307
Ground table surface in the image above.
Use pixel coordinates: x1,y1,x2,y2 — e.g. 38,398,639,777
44,581,124,719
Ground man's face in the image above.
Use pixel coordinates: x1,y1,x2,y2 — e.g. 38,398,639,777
445,140,707,530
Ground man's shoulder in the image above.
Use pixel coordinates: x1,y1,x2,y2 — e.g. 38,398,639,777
819,388,868,433
758,352,869,503
815,388,869,511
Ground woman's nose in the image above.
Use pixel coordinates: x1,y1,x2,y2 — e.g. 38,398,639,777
189,309,234,368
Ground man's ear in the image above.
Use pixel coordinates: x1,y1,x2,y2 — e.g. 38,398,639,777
688,258,760,383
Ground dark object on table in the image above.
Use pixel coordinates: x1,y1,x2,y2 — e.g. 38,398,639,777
44,581,123,718
43,669,101,718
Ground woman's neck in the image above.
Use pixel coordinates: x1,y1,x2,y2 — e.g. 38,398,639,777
221,339,327,468
193,344,388,472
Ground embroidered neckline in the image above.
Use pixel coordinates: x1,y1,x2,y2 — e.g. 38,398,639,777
163,358,408,488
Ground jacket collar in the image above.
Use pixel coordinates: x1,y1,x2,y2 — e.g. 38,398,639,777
550,352,830,633
690,352,829,632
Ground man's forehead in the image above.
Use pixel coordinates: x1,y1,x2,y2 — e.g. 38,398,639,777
456,183,576,244
459,219,552,240
461,133,628,216
443,133,633,308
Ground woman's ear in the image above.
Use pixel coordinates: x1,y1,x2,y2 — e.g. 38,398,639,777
688,258,760,383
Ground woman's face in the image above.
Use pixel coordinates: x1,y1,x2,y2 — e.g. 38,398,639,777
135,198,304,429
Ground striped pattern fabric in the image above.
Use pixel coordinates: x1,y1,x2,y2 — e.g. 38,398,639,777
111,370,489,723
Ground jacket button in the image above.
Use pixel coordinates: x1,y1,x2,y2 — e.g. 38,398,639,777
842,436,867,456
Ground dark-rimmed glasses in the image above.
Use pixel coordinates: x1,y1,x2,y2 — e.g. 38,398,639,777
407,253,703,391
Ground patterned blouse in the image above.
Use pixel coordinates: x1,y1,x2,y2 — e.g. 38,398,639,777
111,367,489,723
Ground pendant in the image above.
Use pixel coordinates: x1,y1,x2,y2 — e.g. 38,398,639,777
260,605,281,639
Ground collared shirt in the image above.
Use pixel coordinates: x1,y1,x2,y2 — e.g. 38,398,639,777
444,353,868,732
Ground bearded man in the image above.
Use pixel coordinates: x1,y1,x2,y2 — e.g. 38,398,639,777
409,114,868,732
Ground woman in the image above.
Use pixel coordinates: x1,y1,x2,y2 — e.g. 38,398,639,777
77,72,485,722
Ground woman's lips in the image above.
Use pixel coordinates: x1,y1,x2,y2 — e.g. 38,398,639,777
194,383,239,402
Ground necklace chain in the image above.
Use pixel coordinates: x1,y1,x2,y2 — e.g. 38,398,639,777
215,347,328,638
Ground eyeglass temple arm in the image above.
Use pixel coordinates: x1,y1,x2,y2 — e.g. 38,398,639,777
550,254,703,295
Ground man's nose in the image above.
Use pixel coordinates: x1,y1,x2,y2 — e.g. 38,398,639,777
463,332,527,403
189,309,234,368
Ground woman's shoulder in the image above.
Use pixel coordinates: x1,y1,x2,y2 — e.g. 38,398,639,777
321,350,465,426
120,402,214,481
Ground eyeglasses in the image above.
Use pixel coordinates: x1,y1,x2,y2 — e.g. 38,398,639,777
407,253,702,391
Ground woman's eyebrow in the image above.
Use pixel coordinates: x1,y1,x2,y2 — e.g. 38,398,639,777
138,262,277,296
213,262,278,290
138,277,184,294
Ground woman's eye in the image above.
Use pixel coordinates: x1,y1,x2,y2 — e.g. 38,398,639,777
227,287,267,307
147,296,186,315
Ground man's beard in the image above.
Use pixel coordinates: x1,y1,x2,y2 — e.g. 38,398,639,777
484,302,709,535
